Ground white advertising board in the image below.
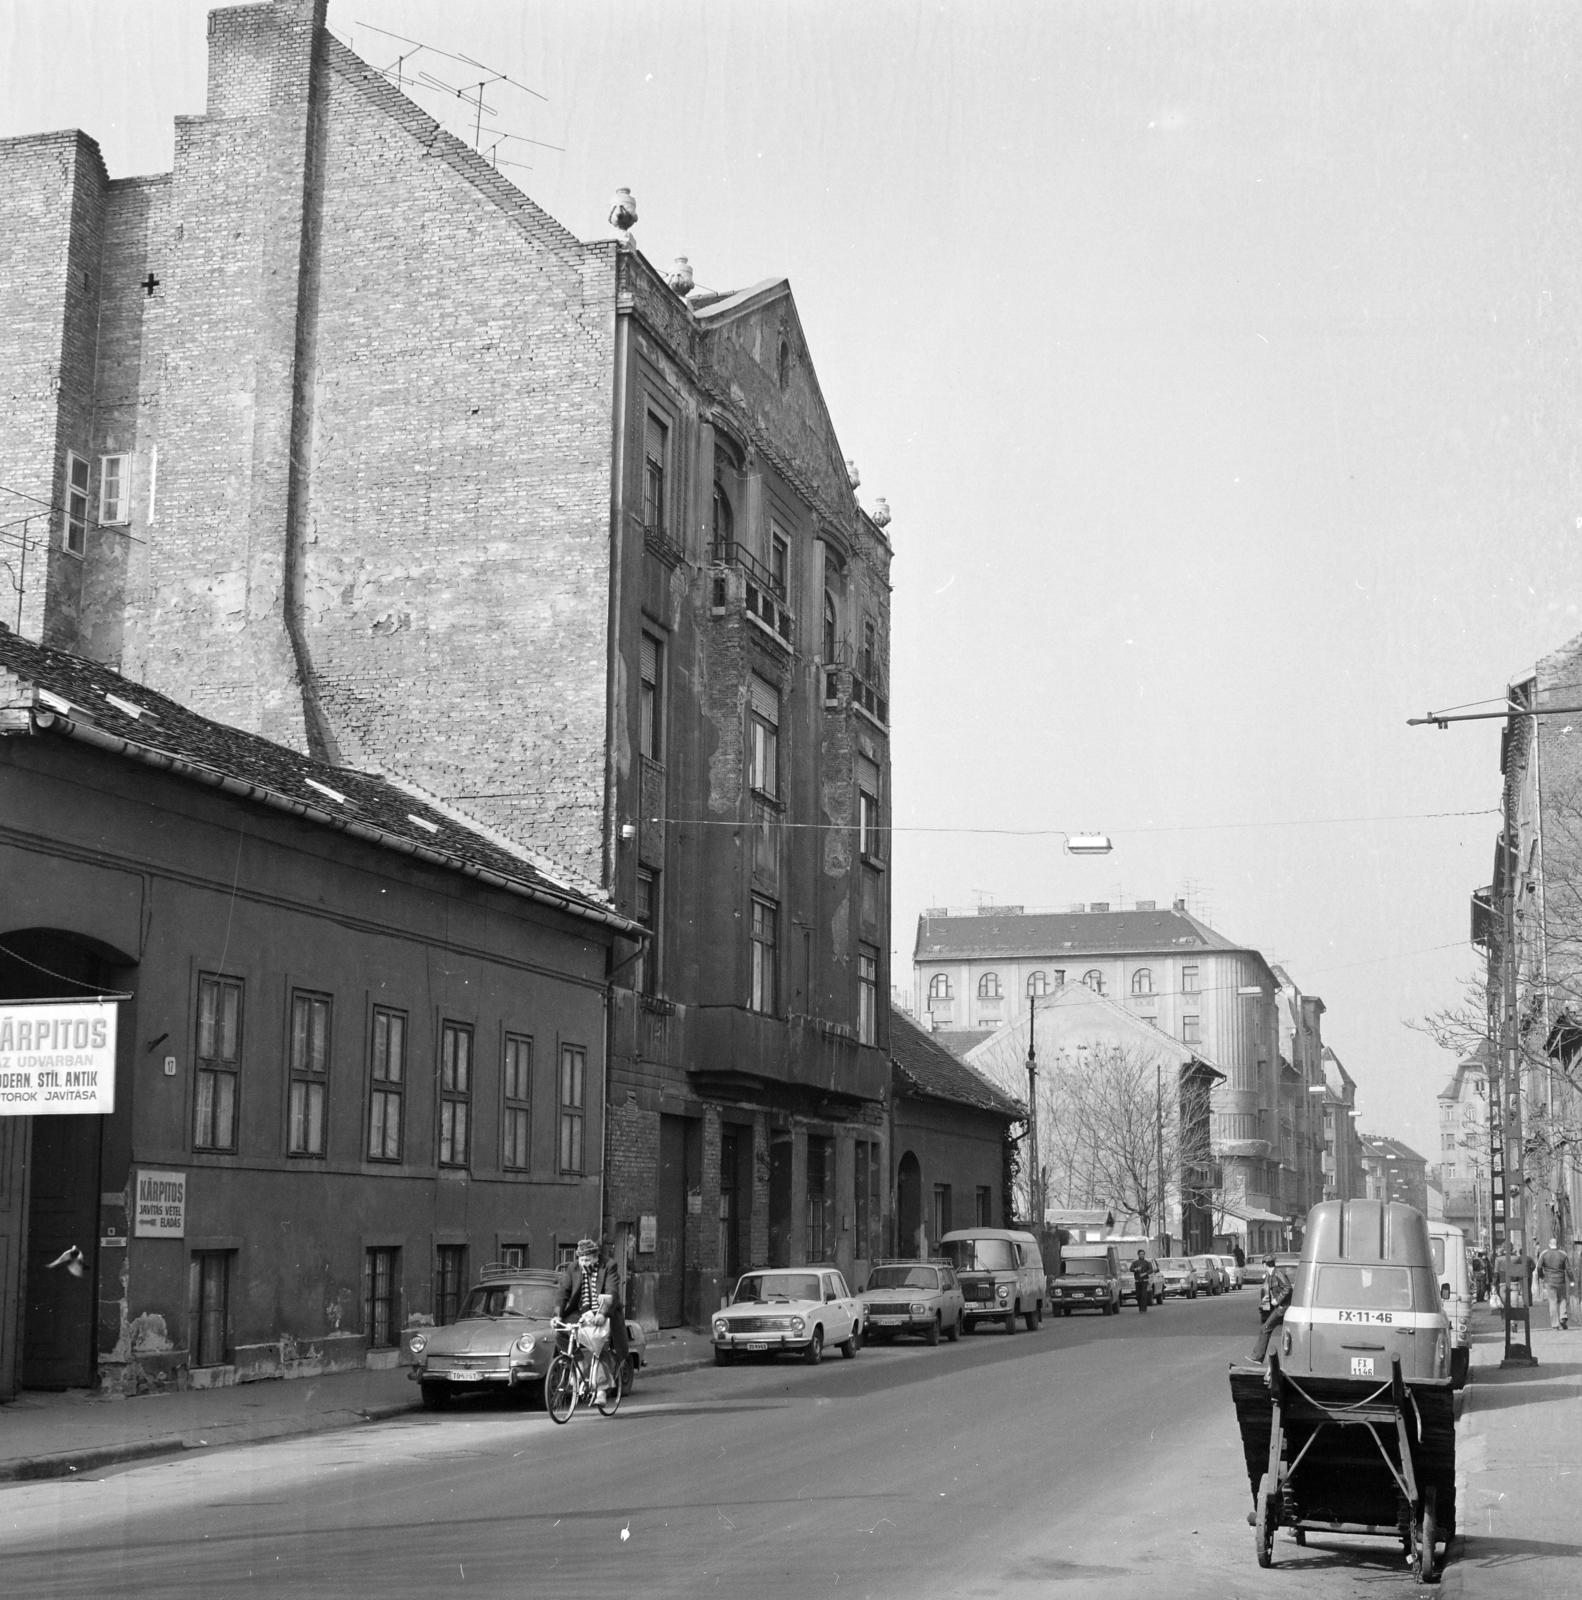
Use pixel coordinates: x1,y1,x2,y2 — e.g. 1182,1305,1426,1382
135,1170,187,1237
0,999,118,1115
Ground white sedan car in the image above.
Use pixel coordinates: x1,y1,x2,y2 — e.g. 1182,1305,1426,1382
712,1267,860,1366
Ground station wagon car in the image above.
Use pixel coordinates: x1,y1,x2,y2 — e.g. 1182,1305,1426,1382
712,1267,860,1365
857,1260,964,1344
407,1266,646,1410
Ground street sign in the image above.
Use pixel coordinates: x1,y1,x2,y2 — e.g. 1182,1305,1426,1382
0,998,118,1115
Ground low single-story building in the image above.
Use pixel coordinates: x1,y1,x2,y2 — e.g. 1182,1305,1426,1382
1,630,638,1397
889,1008,1024,1257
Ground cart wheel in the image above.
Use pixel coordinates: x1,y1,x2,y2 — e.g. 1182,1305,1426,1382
1414,1488,1436,1585
1254,1476,1276,1568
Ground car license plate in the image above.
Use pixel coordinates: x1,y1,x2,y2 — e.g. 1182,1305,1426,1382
873,1316,903,1325
747,1341,768,1351
449,1370,484,1382
1350,1357,1375,1378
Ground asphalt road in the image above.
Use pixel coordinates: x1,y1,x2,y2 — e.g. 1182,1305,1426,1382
1,1291,1450,1598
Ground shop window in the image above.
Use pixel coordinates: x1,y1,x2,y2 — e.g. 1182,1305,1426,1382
503,1034,532,1170
367,1006,405,1162
439,1021,472,1167
194,973,242,1152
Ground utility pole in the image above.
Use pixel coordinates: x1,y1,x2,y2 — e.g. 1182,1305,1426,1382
1499,794,1537,1366
1156,1057,1166,1250
1026,993,1040,1231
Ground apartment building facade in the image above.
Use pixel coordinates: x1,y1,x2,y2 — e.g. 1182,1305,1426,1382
1,0,893,1332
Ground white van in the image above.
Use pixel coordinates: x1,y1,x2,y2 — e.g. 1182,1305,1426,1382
1427,1219,1472,1389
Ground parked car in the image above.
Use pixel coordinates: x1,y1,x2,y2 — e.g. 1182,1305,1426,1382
712,1267,860,1365
942,1228,1047,1333
1241,1256,1268,1286
407,1265,646,1410
1158,1257,1201,1298
1214,1253,1245,1290
1189,1254,1227,1295
1118,1253,1165,1306
857,1260,965,1345
1050,1244,1123,1315
1427,1219,1472,1389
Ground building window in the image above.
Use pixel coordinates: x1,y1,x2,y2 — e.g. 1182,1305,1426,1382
1183,1015,1201,1046
192,1251,231,1368
636,868,660,995
503,1034,532,1170
770,527,789,601
498,1244,529,1269
286,990,331,1156
712,474,734,556
365,1247,400,1348
978,972,1002,999
99,454,129,525
1052,969,1066,987
640,632,663,761
1027,971,1049,997
194,973,242,1152
559,1045,586,1175
750,897,778,1014
976,1185,992,1226
749,676,779,800
64,451,90,556
933,1183,953,1244
1131,969,1153,997
860,616,877,681
1182,965,1200,994
929,973,952,1001
807,1136,832,1259
822,591,837,662
439,1021,472,1167
435,1245,467,1326
859,945,878,1045
367,1006,405,1162
858,756,883,860
1081,970,1105,994
643,412,668,538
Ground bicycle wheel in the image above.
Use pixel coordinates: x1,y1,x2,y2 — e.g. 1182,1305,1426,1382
545,1352,577,1424
595,1352,623,1416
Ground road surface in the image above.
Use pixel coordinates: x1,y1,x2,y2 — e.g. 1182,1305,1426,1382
1,1291,1444,1597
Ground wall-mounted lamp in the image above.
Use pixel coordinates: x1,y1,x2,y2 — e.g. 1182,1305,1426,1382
620,823,637,842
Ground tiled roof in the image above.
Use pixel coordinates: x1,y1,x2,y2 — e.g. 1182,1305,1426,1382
914,907,1241,961
0,630,635,934
927,1029,997,1062
890,1008,1024,1119
1361,1134,1428,1166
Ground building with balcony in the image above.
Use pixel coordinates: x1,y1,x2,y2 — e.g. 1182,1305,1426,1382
1273,967,1328,1235
1319,1046,1364,1204
0,0,892,1336
915,901,1288,1252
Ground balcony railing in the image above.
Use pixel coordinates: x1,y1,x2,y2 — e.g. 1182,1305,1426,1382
821,642,889,727
710,540,794,645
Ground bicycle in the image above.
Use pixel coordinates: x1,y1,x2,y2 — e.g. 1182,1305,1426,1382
545,1316,623,1424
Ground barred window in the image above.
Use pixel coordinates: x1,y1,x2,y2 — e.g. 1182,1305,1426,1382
194,974,242,1152
368,1007,405,1162
439,1021,472,1167
503,1034,532,1171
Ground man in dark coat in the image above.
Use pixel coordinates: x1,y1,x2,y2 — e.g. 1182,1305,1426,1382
1251,1254,1292,1361
1130,1250,1153,1313
558,1237,629,1392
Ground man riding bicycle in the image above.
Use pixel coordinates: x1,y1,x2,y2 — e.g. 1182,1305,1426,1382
557,1237,627,1403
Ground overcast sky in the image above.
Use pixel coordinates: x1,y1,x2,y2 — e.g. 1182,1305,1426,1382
6,0,1580,1156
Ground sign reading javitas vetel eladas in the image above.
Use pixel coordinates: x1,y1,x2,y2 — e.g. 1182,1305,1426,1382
0,999,118,1115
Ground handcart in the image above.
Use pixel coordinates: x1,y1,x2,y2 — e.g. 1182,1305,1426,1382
1228,1350,1456,1583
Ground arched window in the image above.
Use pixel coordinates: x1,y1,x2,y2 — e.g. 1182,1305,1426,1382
928,973,952,1001
1131,969,1153,996
823,591,838,662
711,479,734,557
978,973,1002,999
1082,969,1105,995
1027,971,1049,997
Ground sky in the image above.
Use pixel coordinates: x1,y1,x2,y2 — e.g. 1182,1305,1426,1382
4,0,1581,1157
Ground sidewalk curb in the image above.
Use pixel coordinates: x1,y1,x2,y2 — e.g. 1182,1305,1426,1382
0,1397,422,1485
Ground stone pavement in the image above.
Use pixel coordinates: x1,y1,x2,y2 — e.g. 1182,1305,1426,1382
1442,1301,1582,1594
0,1324,715,1483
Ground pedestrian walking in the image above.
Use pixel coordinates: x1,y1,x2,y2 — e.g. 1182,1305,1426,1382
1233,1243,1246,1271
1495,1248,1534,1308
1251,1254,1292,1362
1535,1236,1571,1330
1130,1250,1153,1313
